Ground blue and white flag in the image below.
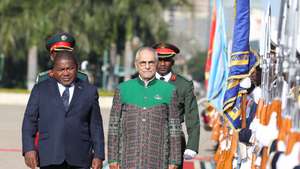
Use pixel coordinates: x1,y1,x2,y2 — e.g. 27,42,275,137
206,0,229,112
223,0,259,129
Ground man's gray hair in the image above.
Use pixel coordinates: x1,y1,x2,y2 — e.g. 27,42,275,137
135,47,158,62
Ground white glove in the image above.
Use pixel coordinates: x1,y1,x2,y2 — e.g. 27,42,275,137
238,142,248,160
240,158,252,169
276,143,300,169
183,149,197,160
240,77,252,89
255,156,261,167
277,140,286,152
249,117,260,133
252,87,262,104
255,113,278,147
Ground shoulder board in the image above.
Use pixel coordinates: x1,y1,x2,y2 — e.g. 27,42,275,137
176,73,191,82
170,74,177,81
38,71,50,76
77,70,89,82
78,70,87,74
36,70,51,84
171,73,193,86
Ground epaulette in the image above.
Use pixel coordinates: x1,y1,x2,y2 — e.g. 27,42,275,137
170,74,177,81
36,70,51,84
38,71,50,76
173,73,191,83
77,70,89,82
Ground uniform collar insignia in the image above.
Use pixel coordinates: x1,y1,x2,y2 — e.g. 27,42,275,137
170,74,176,81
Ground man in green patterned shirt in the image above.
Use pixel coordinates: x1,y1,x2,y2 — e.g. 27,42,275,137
108,47,182,169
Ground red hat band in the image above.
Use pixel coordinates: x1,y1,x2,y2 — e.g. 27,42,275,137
156,48,176,55
50,42,73,52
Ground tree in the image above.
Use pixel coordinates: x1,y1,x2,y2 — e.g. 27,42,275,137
0,0,191,88
109,0,190,81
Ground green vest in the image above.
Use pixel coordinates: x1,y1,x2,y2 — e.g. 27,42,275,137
119,78,175,107
35,70,88,84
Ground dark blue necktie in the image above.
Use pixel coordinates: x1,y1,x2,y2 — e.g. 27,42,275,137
62,87,70,111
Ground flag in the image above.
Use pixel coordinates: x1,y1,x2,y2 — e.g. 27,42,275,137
206,0,229,112
204,0,217,89
223,0,259,129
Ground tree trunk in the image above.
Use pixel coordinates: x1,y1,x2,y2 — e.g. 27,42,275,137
124,40,133,81
27,46,38,90
107,42,117,90
124,18,134,81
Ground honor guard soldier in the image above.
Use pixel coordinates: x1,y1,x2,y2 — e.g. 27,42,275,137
36,32,88,83
153,43,200,166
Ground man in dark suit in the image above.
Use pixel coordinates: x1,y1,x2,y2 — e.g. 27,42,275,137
22,51,104,169
153,43,200,167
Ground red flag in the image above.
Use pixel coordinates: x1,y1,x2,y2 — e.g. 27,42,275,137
205,0,217,89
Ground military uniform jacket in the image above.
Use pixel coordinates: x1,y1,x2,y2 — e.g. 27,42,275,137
108,78,182,169
169,73,200,152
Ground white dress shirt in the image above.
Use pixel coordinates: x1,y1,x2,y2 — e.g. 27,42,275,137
155,72,172,82
57,83,75,104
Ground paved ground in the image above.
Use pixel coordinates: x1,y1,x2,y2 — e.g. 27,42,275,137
0,104,214,169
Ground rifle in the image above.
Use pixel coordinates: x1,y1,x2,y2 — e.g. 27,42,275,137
259,98,282,169
256,99,265,121
286,131,300,155
214,123,228,169
269,99,282,129
211,114,221,142
241,94,247,129
250,97,267,169
260,103,270,169
214,120,238,169
284,0,300,156
277,116,292,144
259,4,277,168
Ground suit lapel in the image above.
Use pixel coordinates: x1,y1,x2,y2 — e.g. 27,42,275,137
48,78,66,111
68,79,84,112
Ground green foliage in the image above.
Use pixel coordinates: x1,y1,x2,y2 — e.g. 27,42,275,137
187,51,207,82
0,0,190,88
0,0,185,57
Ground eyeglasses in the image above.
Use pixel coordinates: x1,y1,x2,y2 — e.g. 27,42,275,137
138,61,156,67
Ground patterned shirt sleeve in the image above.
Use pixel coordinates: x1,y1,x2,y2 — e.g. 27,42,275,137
108,89,122,164
168,89,182,165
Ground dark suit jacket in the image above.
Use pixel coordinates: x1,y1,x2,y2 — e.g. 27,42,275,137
22,77,104,168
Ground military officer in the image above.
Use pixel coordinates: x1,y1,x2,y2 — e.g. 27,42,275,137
36,32,88,83
153,43,200,163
